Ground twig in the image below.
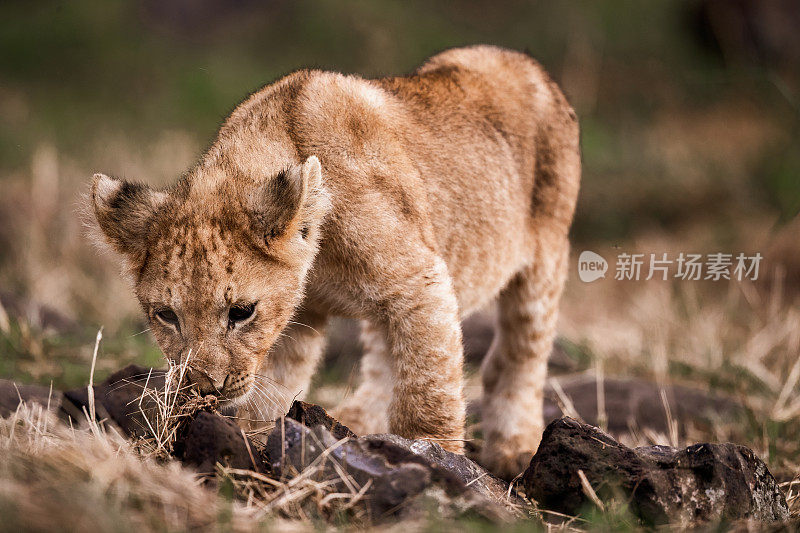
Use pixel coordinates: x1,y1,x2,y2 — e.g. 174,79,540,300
577,469,605,512
87,327,103,436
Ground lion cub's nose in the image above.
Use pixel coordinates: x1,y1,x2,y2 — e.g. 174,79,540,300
187,368,229,395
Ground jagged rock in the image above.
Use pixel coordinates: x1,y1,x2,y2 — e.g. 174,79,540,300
280,397,515,512
286,400,356,440
363,433,518,511
0,366,162,428
7,365,783,528
61,365,264,475
266,417,525,522
175,411,263,474
523,417,789,526
467,375,744,465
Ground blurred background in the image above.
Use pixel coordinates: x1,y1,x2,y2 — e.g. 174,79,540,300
0,0,799,474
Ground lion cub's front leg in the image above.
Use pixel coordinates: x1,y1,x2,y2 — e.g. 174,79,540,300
375,255,466,453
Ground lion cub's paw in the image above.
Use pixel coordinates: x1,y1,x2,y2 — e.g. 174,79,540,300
481,445,535,481
333,403,388,436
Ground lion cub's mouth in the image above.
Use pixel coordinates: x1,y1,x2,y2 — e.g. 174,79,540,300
212,389,250,411
216,375,254,406
218,387,248,403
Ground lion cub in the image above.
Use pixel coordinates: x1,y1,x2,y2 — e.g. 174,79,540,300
90,45,580,478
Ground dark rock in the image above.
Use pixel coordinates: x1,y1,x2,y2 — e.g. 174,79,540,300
362,433,517,511
0,379,60,417
61,364,167,437
542,375,742,437
176,411,263,474
468,375,743,464
96,365,168,438
461,312,496,365
523,417,789,526
60,364,266,475
267,417,524,522
286,400,356,440
321,317,362,373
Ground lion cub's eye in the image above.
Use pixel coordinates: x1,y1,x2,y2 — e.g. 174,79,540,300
228,303,256,327
155,308,180,329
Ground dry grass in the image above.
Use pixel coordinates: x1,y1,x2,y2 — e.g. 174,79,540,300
1,136,199,328
0,401,479,532
559,241,800,478
4,242,799,530
127,349,214,459
0,375,380,531
0,402,257,531
55,338,412,529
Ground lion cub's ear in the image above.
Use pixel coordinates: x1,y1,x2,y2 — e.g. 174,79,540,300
248,155,330,244
90,173,168,261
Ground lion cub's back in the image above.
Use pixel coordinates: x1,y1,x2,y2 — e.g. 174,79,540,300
376,46,574,312
412,44,561,129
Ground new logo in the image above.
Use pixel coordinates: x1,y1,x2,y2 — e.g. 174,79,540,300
578,251,607,282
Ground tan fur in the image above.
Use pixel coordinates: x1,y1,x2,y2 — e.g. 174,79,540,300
89,45,580,479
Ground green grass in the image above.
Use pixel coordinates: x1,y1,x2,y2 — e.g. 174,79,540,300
0,316,162,390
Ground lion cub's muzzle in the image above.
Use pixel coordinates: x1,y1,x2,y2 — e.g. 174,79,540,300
186,368,253,402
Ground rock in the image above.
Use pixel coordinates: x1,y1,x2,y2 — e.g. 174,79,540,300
95,365,167,436
461,312,496,365
62,364,168,437
321,314,579,380
523,417,789,526
468,375,744,465
266,417,525,522
175,411,263,474
543,375,742,437
3,367,787,528
363,433,517,511
468,375,743,463
286,400,356,440
60,364,265,475
0,379,60,416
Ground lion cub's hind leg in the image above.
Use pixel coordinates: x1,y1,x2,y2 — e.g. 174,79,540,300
480,238,569,479
334,320,393,435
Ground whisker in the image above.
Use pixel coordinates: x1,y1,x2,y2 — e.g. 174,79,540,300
275,331,297,344
251,380,290,408
251,381,277,410
286,320,321,336
252,373,291,392
128,328,151,338
247,389,270,421
250,380,285,415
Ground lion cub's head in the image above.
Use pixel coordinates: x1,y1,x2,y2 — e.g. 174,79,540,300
90,156,329,405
